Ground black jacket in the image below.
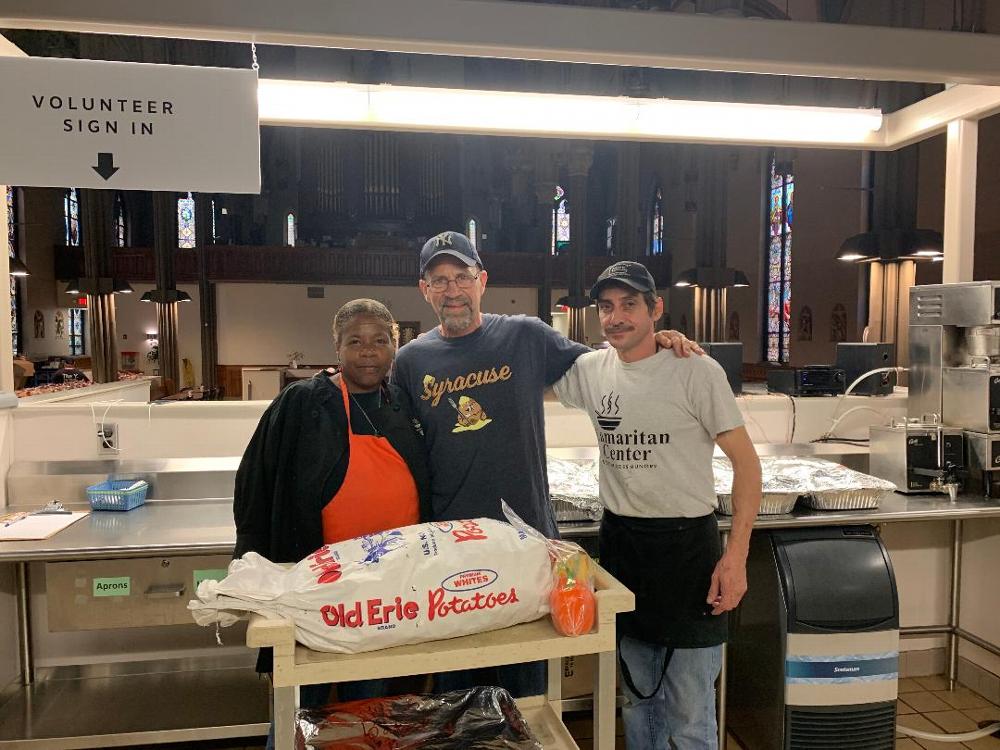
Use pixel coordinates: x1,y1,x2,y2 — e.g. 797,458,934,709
233,370,432,564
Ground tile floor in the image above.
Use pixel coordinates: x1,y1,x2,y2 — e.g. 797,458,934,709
726,675,1000,749
894,675,1000,750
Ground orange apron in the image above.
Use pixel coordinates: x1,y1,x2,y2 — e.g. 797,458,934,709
321,377,420,544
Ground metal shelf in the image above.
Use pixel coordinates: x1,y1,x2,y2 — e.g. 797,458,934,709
0,663,268,749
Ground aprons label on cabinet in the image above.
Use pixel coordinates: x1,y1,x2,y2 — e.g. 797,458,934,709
93,576,130,597
193,568,229,590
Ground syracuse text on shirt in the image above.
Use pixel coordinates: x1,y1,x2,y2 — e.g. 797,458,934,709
420,366,512,407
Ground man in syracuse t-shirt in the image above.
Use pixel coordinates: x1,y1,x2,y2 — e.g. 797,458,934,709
554,260,761,750
392,232,701,700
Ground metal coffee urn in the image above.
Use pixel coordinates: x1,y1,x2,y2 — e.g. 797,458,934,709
906,281,1000,494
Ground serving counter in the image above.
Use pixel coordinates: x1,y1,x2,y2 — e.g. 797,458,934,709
2,492,999,749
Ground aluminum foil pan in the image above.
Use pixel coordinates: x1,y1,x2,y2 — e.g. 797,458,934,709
714,456,896,514
548,456,603,521
798,488,892,511
717,491,798,516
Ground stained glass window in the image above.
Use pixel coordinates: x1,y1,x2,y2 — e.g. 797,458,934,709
177,193,195,248
7,186,20,355
210,199,218,242
765,158,793,363
114,192,127,247
650,187,664,256
64,188,80,246
466,218,477,251
552,185,570,256
69,308,86,356
606,217,617,255
286,212,297,247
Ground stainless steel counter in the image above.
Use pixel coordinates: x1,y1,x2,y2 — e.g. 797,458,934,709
3,493,999,562
559,493,1000,537
0,500,238,562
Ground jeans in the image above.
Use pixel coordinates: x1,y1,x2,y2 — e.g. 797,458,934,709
433,660,546,698
265,678,384,750
619,636,722,750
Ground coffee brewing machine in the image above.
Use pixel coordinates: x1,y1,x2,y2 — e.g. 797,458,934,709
876,281,1000,497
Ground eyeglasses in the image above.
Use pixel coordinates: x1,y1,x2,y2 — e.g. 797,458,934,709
427,272,480,292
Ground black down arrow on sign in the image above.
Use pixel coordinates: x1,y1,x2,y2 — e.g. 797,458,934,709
92,152,119,181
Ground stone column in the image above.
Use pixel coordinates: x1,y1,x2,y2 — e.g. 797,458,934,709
615,142,641,259
80,189,119,382
151,192,180,391
565,143,594,343
533,147,558,324
194,193,218,389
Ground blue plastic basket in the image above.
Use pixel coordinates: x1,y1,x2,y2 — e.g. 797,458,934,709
86,479,149,512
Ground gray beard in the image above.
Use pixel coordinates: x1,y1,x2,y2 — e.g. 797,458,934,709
439,307,473,335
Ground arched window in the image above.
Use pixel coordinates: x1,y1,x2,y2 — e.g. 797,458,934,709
286,212,297,247
765,157,794,363
466,217,478,251
7,186,21,355
650,186,664,256
113,192,127,247
606,217,617,255
552,185,570,256
177,192,196,248
64,188,80,247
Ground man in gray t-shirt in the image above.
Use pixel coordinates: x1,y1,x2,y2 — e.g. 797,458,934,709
554,261,761,750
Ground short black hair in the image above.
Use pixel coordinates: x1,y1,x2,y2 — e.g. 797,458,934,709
596,281,659,315
332,299,399,347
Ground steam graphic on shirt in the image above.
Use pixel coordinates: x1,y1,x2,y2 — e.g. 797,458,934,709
596,391,622,431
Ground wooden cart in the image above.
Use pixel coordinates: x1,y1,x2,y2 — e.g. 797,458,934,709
247,562,634,750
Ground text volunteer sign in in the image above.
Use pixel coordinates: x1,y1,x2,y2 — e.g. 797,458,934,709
0,56,260,193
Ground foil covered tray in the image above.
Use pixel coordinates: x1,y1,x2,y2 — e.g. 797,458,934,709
717,491,798,516
548,456,603,521
714,456,896,515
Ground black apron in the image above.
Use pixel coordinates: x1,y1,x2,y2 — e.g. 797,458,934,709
600,509,728,647
600,509,727,699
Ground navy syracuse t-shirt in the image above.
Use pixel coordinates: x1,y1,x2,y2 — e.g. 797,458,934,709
392,314,588,538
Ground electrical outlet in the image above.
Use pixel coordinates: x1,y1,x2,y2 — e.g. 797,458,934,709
97,423,118,454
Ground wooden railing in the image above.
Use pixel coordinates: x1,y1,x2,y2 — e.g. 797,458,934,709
55,246,675,288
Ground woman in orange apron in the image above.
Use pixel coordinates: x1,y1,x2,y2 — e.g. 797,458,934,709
234,299,431,750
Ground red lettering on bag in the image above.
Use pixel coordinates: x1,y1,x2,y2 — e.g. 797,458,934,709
426,586,519,620
307,547,342,584
451,520,488,543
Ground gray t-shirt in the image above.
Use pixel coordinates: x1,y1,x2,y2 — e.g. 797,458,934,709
554,347,744,518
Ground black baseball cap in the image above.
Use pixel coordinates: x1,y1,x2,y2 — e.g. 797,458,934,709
419,231,484,276
589,261,657,300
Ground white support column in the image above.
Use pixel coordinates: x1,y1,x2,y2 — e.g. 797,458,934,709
0,184,12,392
0,34,25,394
942,119,978,284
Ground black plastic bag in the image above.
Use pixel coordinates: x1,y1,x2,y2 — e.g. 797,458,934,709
295,686,543,750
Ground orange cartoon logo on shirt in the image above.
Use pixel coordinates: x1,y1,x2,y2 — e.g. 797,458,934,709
448,395,492,433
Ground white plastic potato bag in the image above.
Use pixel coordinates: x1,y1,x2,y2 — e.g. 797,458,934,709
188,517,553,654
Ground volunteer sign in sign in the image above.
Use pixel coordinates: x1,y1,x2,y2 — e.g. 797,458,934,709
0,56,260,193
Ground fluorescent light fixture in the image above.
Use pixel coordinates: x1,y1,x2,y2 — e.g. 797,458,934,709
64,279,80,294
910,248,943,257
258,80,884,147
838,251,869,262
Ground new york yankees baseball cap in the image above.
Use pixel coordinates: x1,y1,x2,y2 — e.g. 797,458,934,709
419,231,484,276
